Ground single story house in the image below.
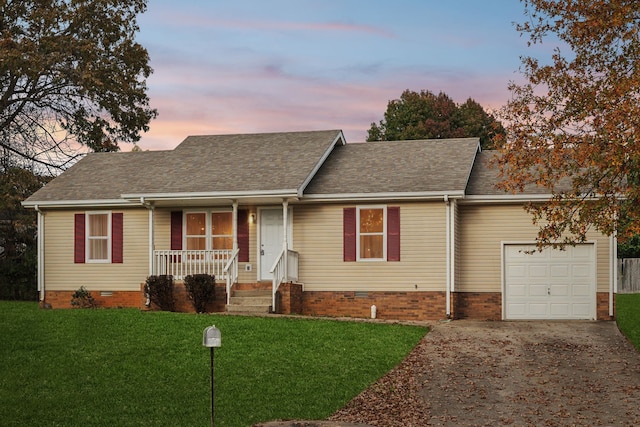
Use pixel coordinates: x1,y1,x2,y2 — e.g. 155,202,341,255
23,130,617,320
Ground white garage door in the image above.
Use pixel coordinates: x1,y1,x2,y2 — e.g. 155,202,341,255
503,244,596,320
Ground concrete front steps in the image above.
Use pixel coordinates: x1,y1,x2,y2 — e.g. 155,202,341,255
226,283,272,314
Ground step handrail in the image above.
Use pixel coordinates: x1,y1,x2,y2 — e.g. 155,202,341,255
224,248,240,305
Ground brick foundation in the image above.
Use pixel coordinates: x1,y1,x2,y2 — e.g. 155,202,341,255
275,282,303,314
452,292,502,320
43,282,228,313
302,291,447,321
44,290,146,309
597,292,614,320
42,286,616,321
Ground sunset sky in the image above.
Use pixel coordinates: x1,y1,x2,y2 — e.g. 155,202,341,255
134,1,539,151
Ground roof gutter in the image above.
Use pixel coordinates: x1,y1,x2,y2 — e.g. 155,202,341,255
301,190,465,203
22,199,138,209
121,189,299,202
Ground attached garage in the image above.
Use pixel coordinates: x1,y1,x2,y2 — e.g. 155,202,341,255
503,243,597,320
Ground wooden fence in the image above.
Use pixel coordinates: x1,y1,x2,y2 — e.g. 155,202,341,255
617,258,640,293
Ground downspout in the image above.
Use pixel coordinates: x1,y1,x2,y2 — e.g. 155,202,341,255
35,205,44,301
610,234,617,318
450,199,456,294
444,195,451,318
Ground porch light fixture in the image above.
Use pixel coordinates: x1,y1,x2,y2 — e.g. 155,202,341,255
203,325,221,426
249,213,256,224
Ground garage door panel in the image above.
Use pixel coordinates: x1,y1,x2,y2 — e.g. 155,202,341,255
507,265,527,278
550,303,570,316
571,304,591,317
571,245,592,258
529,303,548,316
504,244,595,320
529,284,549,297
507,284,527,297
529,265,549,277
550,264,569,277
506,303,526,317
572,264,592,278
571,283,591,297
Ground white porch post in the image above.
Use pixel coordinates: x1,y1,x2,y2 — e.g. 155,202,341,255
232,200,238,252
148,205,154,276
282,199,289,282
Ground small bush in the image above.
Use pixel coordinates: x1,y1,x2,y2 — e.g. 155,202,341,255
184,274,215,313
144,275,175,311
70,286,97,308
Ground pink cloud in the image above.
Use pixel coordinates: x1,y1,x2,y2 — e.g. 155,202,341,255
156,11,395,38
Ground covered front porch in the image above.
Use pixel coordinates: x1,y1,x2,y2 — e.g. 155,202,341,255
143,199,299,311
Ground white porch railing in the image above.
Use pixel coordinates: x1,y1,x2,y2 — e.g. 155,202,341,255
224,248,240,305
270,249,299,310
152,250,232,281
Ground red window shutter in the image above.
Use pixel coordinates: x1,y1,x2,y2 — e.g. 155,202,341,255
387,206,400,262
343,207,356,262
112,213,123,263
74,213,85,263
170,211,182,250
237,210,249,262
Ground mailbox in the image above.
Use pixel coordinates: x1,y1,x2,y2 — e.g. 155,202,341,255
203,325,221,348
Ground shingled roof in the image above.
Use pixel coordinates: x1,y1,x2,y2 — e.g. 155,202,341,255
465,150,568,197
304,138,480,198
24,130,344,206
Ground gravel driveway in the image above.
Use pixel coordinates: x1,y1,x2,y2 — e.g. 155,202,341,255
329,320,640,426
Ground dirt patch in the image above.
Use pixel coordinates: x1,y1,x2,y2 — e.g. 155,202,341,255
329,320,640,426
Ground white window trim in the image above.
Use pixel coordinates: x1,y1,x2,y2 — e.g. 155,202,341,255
356,205,387,262
183,209,233,251
86,211,111,263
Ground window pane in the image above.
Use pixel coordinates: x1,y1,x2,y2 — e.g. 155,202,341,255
186,237,206,250
360,235,383,259
186,213,206,236
211,212,232,235
212,237,233,250
89,239,108,260
360,209,383,233
89,214,108,237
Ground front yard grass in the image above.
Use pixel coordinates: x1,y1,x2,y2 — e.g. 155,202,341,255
616,293,640,351
0,301,427,427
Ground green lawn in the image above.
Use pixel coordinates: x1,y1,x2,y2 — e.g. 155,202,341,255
0,302,427,427
617,293,640,351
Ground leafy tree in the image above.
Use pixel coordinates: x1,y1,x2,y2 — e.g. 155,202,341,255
494,0,640,247
0,0,157,171
0,166,49,300
367,89,505,149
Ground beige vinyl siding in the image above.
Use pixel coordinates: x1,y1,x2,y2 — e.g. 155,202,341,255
293,202,447,292
154,208,258,282
457,204,610,293
44,208,149,291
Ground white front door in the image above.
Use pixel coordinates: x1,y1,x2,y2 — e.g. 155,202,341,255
503,243,596,320
259,209,292,280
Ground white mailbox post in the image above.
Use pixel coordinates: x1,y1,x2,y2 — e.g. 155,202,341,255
203,326,221,427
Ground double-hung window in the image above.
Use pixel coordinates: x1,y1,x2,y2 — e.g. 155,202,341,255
357,206,386,261
87,212,111,262
343,206,400,262
184,211,233,251
74,211,123,264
